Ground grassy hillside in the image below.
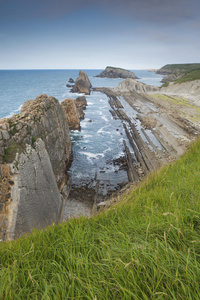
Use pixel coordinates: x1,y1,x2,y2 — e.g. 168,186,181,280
1,138,200,299
159,63,200,72
159,63,200,84
174,69,200,83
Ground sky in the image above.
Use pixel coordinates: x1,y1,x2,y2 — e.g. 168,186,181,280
0,0,200,69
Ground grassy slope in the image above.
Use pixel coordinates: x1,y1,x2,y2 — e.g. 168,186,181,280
1,139,200,299
160,63,200,72
159,64,200,84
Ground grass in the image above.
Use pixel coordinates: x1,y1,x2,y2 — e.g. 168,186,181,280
174,70,200,83
159,64,200,84
159,63,200,72
1,138,200,298
3,141,26,163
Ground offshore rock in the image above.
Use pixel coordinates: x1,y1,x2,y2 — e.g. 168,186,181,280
0,94,72,240
74,96,87,120
61,98,80,130
96,66,138,79
69,78,75,83
61,96,87,130
72,71,92,95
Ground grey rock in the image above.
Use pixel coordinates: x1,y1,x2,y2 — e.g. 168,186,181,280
96,66,138,79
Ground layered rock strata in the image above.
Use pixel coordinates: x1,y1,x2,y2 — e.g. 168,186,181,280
0,94,72,240
61,96,87,130
96,66,138,79
72,71,92,95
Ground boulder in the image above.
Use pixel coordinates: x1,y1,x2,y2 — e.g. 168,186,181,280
72,71,92,95
96,66,138,79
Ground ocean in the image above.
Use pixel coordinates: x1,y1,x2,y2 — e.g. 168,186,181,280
0,69,163,192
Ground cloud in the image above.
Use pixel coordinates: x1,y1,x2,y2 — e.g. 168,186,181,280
1,0,200,24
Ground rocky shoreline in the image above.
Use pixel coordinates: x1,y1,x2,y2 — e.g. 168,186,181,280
1,70,200,241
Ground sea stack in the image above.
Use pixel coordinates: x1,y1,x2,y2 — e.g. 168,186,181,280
72,71,92,95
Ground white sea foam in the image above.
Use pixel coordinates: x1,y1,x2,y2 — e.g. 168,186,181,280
101,115,109,122
79,151,105,163
4,104,23,119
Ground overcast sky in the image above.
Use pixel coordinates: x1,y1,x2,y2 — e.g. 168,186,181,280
0,0,200,69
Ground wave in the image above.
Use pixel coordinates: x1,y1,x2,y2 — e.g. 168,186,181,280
4,104,23,119
101,115,109,122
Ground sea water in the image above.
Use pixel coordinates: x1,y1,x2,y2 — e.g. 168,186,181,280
0,69,163,191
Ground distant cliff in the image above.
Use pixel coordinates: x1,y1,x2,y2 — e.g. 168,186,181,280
96,66,138,79
156,64,200,84
0,94,72,240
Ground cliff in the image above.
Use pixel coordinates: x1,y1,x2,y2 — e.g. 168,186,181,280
157,64,200,83
72,71,92,95
61,96,87,130
96,66,138,79
0,94,72,240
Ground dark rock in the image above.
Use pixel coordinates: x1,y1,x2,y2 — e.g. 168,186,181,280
96,66,138,79
69,78,75,83
66,84,73,88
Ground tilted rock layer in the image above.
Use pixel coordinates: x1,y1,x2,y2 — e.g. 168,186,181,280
0,94,72,240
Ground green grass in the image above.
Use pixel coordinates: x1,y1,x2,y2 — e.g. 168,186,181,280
159,64,200,84
1,139,200,299
174,69,200,83
159,63,200,72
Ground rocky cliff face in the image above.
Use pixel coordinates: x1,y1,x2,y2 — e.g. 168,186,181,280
74,96,87,120
61,98,80,130
61,96,87,130
96,66,138,79
72,71,92,95
0,94,72,240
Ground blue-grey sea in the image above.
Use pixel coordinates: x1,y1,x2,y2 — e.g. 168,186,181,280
0,69,163,192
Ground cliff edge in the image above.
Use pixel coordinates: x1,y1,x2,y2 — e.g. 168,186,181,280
0,94,72,240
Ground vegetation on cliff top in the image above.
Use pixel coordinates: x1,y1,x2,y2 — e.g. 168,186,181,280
159,63,200,84
159,63,200,72
1,138,200,299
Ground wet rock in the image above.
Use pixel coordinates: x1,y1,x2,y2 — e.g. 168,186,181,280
66,84,73,88
69,78,75,83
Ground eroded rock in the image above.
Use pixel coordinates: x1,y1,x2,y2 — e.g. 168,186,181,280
61,98,80,130
96,66,138,79
72,71,92,95
0,94,72,240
